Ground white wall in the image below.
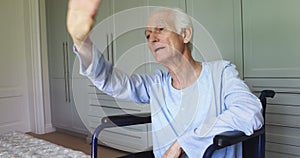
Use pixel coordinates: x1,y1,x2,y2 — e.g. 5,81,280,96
0,0,32,133
0,0,53,134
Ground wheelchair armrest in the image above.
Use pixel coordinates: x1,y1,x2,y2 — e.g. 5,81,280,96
213,127,265,147
102,112,151,126
203,127,265,158
92,113,151,158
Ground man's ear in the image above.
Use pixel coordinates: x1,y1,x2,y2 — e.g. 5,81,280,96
181,27,192,44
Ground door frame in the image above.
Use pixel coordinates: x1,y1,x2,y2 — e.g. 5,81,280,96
26,0,54,134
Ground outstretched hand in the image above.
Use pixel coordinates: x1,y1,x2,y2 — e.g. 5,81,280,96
67,0,101,48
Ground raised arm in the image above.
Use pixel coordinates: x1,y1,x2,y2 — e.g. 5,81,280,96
67,0,102,68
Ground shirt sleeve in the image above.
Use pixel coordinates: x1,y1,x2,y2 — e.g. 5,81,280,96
177,63,264,157
73,44,153,104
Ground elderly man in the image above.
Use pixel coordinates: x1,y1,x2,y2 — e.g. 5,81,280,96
67,0,263,157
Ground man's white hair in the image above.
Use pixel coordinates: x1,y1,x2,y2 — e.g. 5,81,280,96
150,7,193,34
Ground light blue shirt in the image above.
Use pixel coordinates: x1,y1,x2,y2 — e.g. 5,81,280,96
75,45,263,158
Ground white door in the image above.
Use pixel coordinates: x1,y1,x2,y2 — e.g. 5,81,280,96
0,0,31,133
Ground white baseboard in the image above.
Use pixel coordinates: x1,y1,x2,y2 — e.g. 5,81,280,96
44,123,56,133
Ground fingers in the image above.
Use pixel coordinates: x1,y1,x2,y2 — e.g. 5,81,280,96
68,0,101,17
67,0,102,47
163,141,182,158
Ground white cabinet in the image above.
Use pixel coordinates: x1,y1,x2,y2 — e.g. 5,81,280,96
242,1,300,157
245,79,300,158
45,0,87,134
243,0,300,78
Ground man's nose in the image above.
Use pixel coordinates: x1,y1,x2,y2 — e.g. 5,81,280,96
149,32,160,43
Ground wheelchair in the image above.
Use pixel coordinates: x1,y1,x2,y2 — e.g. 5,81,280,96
91,90,275,158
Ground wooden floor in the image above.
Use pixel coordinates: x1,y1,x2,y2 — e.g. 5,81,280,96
28,131,129,158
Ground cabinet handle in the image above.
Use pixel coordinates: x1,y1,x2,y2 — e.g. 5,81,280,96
65,42,71,103
111,33,114,65
106,34,110,61
63,42,68,102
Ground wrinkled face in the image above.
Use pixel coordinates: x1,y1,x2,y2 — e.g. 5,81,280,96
145,12,185,64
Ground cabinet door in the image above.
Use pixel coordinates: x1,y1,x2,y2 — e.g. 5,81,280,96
50,79,72,129
243,0,300,78
46,0,76,79
46,0,69,78
46,0,87,134
186,0,243,73
69,80,88,134
111,0,148,74
46,0,71,129
93,0,147,68
51,78,88,134
72,78,91,134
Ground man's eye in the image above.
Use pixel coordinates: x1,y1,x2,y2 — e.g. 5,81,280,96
146,34,150,39
159,28,164,31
